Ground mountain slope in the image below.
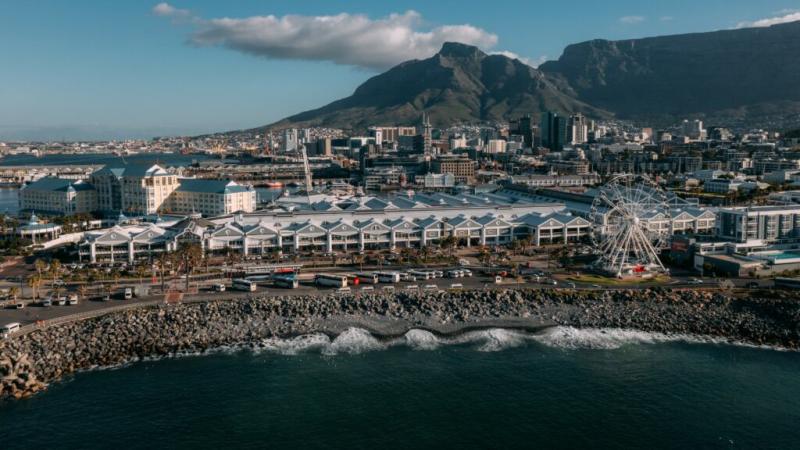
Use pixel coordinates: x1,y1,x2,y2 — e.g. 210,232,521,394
270,42,608,130
539,21,800,121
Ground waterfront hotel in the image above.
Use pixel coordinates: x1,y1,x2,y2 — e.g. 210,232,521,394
20,164,256,217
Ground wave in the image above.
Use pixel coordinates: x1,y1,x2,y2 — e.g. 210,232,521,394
252,326,794,355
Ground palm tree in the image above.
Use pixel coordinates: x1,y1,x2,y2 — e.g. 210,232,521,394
351,253,365,271
155,254,170,292
9,286,19,301
135,264,149,285
78,284,88,301
34,258,48,279
49,259,62,287
27,275,41,300
177,242,203,291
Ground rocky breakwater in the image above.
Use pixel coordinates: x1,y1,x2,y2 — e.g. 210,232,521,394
1,287,799,400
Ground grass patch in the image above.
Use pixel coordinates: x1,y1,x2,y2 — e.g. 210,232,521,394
566,274,671,285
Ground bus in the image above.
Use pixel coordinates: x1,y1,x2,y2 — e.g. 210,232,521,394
232,279,258,292
1,322,20,338
408,270,433,280
315,274,348,288
272,273,299,289
376,271,401,283
354,272,378,284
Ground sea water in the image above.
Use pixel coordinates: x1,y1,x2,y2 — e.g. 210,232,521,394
1,327,798,449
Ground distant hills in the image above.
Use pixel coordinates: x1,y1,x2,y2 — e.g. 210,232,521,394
265,21,800,131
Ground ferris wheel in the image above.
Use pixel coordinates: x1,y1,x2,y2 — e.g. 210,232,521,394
589,174,670,277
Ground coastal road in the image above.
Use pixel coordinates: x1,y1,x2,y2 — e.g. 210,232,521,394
0,272,768,328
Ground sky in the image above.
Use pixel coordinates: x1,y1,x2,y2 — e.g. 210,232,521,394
2,0,800,140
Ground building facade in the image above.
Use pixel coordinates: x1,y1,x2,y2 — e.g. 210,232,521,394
19,178,97,215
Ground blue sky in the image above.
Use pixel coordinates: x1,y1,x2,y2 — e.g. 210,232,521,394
2,0,799,140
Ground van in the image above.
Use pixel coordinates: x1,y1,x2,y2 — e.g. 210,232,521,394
449,283,464,290
361,286,374,292
14,302,25,309
336,287,351,294
446,270,462,278
213,284,226,292
123,288,133,300
423,284,438,291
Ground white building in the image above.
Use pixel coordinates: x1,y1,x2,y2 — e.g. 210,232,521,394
168,179,256,216
77,192,591,264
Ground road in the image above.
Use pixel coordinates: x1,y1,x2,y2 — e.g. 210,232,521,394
0,269,775,328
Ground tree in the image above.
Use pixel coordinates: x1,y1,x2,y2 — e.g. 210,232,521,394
49,259,62,287
440,235,458,257
176,243,203,291
9,286,19,301
27,275,41,300
78,284,88,301
135,265,149,285
34,258,48,279
155,253,173,293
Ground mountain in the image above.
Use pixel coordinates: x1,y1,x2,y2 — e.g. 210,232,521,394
267,22,800,131
269,42,608,130
539,21,800,124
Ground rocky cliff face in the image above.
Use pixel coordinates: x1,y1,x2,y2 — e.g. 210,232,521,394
539,21,800,121
271,42,606,130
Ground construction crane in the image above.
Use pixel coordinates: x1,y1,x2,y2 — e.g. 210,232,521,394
301,146,313,204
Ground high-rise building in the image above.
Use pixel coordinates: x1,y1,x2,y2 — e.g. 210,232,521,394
420,112,432,156
568,113,588,145
681,119,706,140
282,128,298,152
540,112,568,151
518,114,535,148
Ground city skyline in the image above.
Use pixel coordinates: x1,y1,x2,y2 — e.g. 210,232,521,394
2,0,800,140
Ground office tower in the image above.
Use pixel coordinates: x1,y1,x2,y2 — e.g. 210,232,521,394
540,112,568,151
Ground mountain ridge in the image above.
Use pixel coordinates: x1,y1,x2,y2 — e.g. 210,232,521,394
261,21,800,131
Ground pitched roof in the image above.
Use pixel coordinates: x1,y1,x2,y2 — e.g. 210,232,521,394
177,179,251,194
23,177,93,192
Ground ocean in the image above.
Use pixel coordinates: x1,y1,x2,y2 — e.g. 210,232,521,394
1,327,798,449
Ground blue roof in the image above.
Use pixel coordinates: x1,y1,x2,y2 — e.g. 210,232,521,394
23,177,93,192
177,179,251,194
92,164,166,178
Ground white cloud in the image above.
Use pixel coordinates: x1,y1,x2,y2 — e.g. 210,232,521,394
152,2,191,19
619,15,645,24
154,4,500,70
489,51,543,67
659,16,674,22
736,12,800,28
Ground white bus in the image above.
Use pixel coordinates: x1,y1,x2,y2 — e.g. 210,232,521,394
1,322,20,338
232,279,258,292
354,272,379,284
376,271,401,283
408,270,432,280
272,274,299,289
315,274,348,288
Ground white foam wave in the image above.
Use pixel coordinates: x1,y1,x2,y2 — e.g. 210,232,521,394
260,333,331,355
402,329,440,350
324,327,385,355
532,327,674,350
447,328,529,352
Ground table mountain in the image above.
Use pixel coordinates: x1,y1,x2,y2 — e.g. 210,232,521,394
269,42,607,130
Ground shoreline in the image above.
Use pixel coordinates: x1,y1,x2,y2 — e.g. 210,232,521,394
2,287,799,400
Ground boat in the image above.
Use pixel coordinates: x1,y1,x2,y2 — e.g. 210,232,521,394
264,181,284,188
